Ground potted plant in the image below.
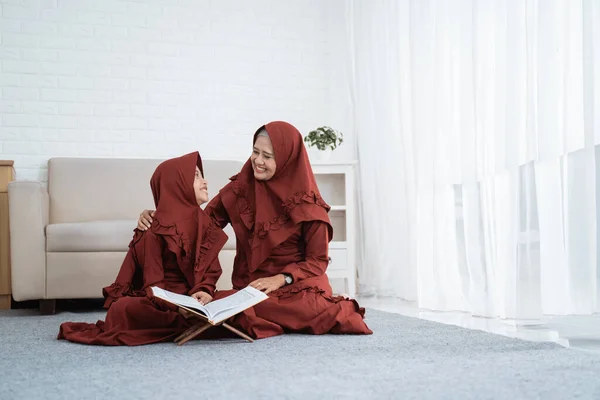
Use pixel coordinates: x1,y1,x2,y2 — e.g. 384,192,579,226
303,126,344,161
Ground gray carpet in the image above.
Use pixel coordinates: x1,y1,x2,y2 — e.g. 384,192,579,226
1,309,600,400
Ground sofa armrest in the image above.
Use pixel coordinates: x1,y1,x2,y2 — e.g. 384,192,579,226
8,181,49,301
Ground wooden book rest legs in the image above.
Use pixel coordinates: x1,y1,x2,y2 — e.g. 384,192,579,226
221,321,254,342
175,321,213,346
174,307,254,345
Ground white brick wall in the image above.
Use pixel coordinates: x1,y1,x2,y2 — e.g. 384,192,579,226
0,0,354,182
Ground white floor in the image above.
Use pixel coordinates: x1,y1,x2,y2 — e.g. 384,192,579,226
357,295,600,354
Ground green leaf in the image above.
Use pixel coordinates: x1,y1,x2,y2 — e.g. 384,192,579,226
304,125,343,151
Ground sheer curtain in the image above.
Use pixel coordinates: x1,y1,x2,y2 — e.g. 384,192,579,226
349,0,600,318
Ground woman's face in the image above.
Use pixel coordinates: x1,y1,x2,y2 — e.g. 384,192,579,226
193,166,209,205
251,135,277,181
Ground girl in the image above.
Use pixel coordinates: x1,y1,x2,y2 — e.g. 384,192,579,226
58,152,227,345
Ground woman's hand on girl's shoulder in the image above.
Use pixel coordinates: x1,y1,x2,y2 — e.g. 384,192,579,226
137,209,155,231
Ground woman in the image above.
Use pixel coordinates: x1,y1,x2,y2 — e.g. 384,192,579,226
58,152,228,346
138,122,372,339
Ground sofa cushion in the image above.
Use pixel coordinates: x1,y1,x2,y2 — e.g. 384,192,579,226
46,220,138,252
46,220,237,252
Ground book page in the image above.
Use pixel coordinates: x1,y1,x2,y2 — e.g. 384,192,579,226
151,287,209,316
204,289,253,315
206,286,269,324
151,286,268,324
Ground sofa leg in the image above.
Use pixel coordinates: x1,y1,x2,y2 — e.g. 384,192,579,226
0,295,11,309
40,299,56,315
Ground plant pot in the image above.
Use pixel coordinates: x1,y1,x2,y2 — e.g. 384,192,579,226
321,149,333,161
309,148,332,162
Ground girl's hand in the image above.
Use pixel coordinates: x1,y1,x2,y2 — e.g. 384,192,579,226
191,291,213,305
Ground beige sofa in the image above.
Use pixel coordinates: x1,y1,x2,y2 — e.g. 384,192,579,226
8,157,243,313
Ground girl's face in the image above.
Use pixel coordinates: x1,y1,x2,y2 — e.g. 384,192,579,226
193,166,208,205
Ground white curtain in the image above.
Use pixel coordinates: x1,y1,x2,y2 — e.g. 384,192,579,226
349,0,600,318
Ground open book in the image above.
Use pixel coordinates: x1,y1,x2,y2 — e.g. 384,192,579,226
152,286,268,325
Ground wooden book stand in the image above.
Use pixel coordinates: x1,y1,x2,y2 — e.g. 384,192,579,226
174,305,254,346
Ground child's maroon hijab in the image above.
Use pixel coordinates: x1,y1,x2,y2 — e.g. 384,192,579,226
104,152,226,304
150,152,218,277
220,121,333,271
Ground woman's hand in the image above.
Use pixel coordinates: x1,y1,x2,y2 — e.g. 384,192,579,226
191,291,213,305
137,209,155,231
249,274,286,294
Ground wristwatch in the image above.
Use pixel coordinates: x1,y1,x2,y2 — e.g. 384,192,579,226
283,273,293,285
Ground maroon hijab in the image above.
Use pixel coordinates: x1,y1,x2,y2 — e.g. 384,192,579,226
106,152,225,301
220,121,333,271
149,152,225,279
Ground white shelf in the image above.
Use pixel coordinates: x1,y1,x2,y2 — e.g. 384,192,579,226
309,160,358,166
314,173,345,206
313,163,356,297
